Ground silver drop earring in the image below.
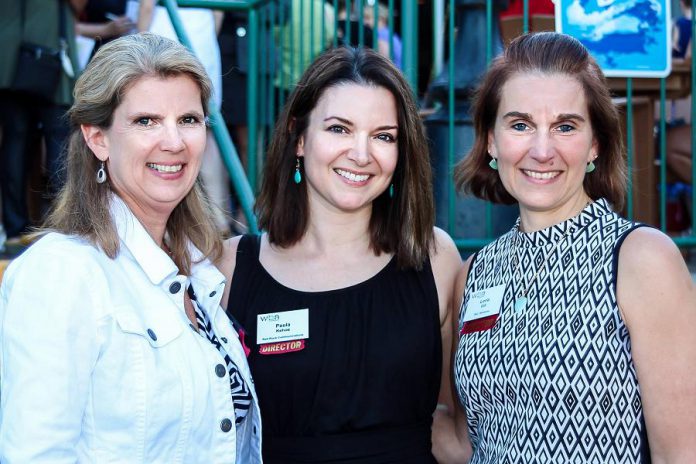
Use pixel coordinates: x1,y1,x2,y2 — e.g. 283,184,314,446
96,161,107,184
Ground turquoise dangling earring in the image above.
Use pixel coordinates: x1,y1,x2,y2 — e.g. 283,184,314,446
389,183,394,198
488,158,498,170
294,156,302,184
585,160,596,173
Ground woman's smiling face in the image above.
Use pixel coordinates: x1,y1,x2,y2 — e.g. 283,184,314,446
84,74,207,222
297,83,399,215
488,71,597,226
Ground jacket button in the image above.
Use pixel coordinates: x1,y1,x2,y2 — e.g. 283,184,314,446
209,290,216,297
147,329,157,341
220,337,228,343
215,364,226,378
169,282,181,294
220,418,232,432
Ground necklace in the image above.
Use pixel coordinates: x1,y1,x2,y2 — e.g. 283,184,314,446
510,202,590,313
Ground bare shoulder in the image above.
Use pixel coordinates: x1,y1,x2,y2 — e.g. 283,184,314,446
429,227,462,291
618,227,688,282
219,235,244,310
431,227,461,264
430,227,463,324
617,227,694,323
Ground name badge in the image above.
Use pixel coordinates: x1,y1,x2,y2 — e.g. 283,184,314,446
460,284,504,335
257,308,309,349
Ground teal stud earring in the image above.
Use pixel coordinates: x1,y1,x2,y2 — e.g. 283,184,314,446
389,183,394,198
488,158,498,170
585,160,596,173
294,157,302,184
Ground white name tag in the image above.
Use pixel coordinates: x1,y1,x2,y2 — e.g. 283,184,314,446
463,284,505,322
257,309,309,344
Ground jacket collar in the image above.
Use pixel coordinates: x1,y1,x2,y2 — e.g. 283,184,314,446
111,195,178,286
110,195,226,308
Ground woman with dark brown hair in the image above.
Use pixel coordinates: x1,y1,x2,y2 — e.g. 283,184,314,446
219,46,461,463
434,32,696,463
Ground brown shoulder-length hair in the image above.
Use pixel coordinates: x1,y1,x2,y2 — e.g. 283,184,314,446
256,46,434,269
43,33,222,274
454,32,627,210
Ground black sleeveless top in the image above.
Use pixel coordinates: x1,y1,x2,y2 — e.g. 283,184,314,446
227,235,441,464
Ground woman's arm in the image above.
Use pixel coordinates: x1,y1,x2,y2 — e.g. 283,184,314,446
617,227,696,463
429,227,462,408
432,256,473,463
76,17,134,40
137,0,155,32
0,243,102,461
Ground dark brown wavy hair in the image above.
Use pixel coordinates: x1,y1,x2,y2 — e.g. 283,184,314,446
256,47,434,269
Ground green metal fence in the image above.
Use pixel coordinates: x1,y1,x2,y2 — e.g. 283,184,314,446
165,0,696,250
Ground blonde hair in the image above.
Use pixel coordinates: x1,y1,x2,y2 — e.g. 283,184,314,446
44,33,222,274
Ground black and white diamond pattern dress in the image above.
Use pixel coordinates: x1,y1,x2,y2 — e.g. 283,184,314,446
454,199,650,463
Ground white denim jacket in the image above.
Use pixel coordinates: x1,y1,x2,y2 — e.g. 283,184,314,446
0,197,262,463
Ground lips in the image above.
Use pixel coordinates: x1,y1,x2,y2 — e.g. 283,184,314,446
523,169,560,180
335,168,370,182
147,163,183,173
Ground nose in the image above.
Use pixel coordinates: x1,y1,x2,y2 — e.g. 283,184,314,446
528,130,555,163
346,134,370,167
160,122,185,153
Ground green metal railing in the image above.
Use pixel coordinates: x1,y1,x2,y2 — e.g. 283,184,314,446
164,0,696,250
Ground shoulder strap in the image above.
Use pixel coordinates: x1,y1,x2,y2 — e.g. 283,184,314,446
226,234,262,316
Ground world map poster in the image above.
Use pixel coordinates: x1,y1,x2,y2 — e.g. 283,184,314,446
556,0,671,77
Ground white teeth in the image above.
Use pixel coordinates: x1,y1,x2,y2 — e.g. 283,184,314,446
335,169,369,182
524,170,559,180
147,163,183,173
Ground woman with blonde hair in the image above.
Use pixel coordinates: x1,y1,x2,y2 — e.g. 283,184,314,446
0,33,261,462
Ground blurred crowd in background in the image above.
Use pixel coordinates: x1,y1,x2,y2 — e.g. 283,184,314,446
0,0,693,254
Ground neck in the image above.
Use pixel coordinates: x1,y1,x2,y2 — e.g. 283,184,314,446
518,193,592,233
126,201,171,247
299,204,373,257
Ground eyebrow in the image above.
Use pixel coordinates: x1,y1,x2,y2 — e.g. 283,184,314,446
128,110,205,119
502,111,586,123
323,116,398,131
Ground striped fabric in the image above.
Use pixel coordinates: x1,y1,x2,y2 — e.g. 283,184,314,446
190,286,253,425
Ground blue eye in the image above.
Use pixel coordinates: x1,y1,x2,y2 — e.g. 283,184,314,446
376,133,396,143
328,125,348,134
181,116,200,125
135,117,152,126
557,124,575,133
511,122,528,131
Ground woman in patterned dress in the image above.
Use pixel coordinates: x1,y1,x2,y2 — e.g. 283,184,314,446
433,32,696,463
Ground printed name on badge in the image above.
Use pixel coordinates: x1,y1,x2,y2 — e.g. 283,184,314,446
460,284,505,335
257,308,309,344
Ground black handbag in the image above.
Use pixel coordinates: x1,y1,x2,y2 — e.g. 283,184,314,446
10,0,66,101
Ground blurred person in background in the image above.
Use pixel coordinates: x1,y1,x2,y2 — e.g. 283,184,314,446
363,2,402,69
275,0,336,91
0,0,81,245
76,0,138,58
